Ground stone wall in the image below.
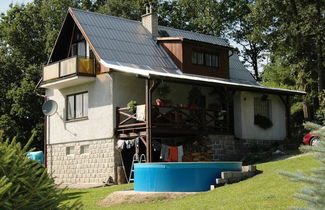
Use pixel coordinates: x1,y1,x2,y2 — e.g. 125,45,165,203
208,135,283,161
47,138,118,185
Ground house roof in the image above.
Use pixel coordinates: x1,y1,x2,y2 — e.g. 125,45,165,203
66,8,304,95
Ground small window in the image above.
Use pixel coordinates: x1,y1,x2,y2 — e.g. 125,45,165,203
211,54,219,68
192,51,219,68
205,53,212,66
66,146,75,155
80,145,89,154
67,92,88,120
254,97,272,118
192,51,204,65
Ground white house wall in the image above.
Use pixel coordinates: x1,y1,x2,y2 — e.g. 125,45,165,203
46,74,114,144
234,91,287,140
112,72,145,108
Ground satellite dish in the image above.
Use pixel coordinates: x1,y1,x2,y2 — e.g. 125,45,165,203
42,100,58,116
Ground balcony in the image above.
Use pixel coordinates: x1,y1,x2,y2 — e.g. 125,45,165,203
40,56,96,89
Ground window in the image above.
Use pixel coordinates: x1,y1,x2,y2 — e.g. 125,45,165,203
67,92,88,120
192,51,204,65
66,146,75,155
80,145,89,154
254,97,271,118
192,50,219,68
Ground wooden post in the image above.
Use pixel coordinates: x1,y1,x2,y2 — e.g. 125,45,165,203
145,79,152,162
285,96,291,139
280,95,291,139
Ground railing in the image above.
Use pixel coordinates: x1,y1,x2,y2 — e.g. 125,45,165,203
116,105,233,134
151,105,232,133
116,107,146,132
43,56,95,82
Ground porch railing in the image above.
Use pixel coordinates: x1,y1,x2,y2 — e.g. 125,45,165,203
116,105,233,134
43,56,95,82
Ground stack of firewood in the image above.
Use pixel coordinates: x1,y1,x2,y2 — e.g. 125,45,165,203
183,142,213,162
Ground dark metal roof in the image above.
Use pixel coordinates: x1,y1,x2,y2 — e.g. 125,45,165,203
70,8,292,91
158,26,229,47
71,8,178,72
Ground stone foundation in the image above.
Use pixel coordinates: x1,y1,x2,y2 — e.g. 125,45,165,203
208,135,284,161
47,138,118,185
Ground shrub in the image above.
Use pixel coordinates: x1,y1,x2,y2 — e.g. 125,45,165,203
0,134,81,209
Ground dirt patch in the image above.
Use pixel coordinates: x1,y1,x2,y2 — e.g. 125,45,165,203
98,190,196,207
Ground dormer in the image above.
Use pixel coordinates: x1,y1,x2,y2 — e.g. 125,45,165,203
40,10,98,89
157,37,230,79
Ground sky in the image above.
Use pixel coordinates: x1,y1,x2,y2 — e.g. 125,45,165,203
0,0,32,13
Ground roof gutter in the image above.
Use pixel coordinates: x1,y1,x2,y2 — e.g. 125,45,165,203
99,59,305,95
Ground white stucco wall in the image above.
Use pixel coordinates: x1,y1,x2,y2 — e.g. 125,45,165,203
112,72,145,108
46,74,114,144
233,91,287,140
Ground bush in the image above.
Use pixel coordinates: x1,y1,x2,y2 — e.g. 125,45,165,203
0,134,81,209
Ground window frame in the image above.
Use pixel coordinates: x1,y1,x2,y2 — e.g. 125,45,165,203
254,97,272,121
80,145,90,154
66,146,75,155
192,50,219,68
66,91,88,121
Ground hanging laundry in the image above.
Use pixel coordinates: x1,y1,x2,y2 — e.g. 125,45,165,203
152,140,161,152
136,105,146,121
168,146,178,162
125,139,135,149
178,145,183,162
135,137,140,147
116,140,125,151
160,144,169,161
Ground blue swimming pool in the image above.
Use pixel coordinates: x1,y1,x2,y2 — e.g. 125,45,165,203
134,162,242,192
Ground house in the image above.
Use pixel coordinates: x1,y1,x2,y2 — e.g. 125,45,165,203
40,6,304,185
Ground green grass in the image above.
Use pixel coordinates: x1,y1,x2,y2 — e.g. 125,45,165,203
66,154,319,210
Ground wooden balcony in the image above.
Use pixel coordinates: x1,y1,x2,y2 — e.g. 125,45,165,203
40,56,96,89
116,105,233,138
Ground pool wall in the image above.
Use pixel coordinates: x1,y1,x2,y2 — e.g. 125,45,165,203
134,162,242,192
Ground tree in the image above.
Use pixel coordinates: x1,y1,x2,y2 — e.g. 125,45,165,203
280,121,325,209
0,134,82,209
0,0,79,149
249,0,325,118
223,0,266,80
97,0,157,20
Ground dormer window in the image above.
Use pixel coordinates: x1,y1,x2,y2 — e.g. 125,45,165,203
192,50,219,68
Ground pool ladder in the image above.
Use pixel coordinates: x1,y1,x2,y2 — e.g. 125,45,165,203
128,154,146,183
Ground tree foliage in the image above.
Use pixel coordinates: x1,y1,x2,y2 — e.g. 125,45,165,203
249,0,325,117
0,0,79,149
280,122,325,209
0,134,81,209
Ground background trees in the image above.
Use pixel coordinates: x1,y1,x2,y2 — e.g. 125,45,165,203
249,0,325,119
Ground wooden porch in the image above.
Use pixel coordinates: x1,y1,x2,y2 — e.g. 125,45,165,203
116,105,233,137
115,79,234,162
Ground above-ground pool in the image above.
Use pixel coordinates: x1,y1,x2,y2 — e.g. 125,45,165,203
134,162,242,192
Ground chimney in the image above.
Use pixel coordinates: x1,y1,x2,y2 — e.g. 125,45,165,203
141,3,158,37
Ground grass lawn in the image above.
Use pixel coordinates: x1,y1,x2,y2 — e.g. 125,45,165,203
65,154,319,209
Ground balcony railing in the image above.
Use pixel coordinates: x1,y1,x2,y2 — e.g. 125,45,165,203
43,56,95,82
116,105,233,136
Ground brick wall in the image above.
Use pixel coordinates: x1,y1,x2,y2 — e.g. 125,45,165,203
47,138,118,185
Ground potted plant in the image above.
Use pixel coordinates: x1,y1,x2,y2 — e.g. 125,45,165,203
156,82,171,106
254,114,273,129
127,100,137,113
